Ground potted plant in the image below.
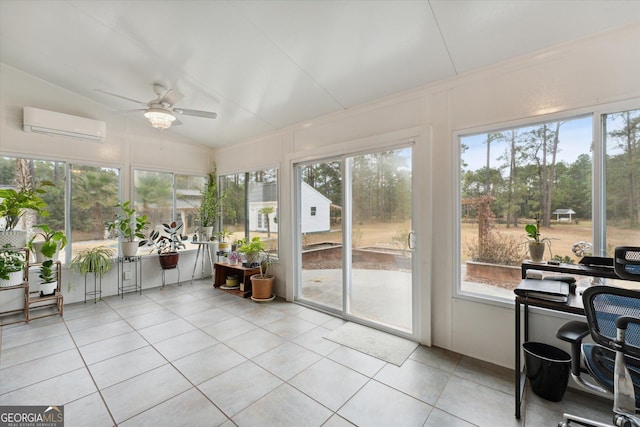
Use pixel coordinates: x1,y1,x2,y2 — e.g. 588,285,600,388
217,227,233,252
0,246,26,287
106,201,150,257
250,250,278,300
197,165,222,241
28,224,67,263
238,237,264,267
524,216,552,263
71,245,114,278
0,180,52,248
38,259,58,296
145,221,186,269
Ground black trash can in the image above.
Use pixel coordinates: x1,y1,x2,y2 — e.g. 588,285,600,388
523,341,571,402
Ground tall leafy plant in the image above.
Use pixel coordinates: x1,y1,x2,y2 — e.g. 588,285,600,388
199,165,222,228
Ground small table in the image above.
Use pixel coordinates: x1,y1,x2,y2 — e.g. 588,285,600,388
213,262,260,298
191,242,214,284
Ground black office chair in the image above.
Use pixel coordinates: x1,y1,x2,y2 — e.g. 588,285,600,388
557,285,640,427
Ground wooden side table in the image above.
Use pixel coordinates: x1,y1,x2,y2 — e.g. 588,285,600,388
214,262,260,298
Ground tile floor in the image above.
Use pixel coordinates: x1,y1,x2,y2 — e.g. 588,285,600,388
0,279,612,426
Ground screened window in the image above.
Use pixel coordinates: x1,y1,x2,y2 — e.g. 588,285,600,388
310,206,317,216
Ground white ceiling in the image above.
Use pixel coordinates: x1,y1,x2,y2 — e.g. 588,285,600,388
2,0,640,147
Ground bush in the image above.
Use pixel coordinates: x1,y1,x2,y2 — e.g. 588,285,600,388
465,230,525,266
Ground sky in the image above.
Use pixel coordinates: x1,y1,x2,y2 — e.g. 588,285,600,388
461,116,593,172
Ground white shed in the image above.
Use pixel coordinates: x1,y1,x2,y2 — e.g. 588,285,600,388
301,182,332,233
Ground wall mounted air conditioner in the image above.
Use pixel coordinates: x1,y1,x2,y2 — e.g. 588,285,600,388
23,107,106,142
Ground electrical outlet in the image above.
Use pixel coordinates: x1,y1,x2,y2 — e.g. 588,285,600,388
123,271,131,280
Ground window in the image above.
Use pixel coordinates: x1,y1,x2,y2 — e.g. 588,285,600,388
604,109,640,253
459,107,640,301
310,206,317,216
459,115,594,300
0,157,67,260
70,164,119,259
133,169,206,254
220,168,278,254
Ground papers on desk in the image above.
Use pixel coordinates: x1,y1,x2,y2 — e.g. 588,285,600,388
514,279,570,303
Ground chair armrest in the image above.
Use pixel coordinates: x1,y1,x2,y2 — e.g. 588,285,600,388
557,320,590,343
557,320,590,377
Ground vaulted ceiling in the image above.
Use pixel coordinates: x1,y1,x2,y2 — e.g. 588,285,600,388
2,0,639,147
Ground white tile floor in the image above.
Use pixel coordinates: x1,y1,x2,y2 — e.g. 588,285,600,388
1,279,613,426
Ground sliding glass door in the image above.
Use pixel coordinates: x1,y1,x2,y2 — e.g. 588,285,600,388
296,146,414,335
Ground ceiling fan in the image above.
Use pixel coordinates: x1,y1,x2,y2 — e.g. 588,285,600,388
96,83,217,129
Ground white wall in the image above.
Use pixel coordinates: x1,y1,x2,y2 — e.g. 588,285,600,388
0,63,214,303
213,24,640,367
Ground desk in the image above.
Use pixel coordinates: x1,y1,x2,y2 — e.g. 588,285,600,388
514,261,635,419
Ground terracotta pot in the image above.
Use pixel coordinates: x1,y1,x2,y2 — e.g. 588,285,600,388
159,252,179,269
250,274,275,299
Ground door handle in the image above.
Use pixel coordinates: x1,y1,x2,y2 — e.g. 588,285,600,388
408,231,415,250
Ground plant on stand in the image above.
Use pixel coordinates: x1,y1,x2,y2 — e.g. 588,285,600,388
70,246,114,278
0,246,26,287
144,221,186,269
28,224,67,263
0,180,52,248
70,246,114,303
217,227,233,252
106,201,150,257
524,216,552,263
238,237,264,267
38,259,58,296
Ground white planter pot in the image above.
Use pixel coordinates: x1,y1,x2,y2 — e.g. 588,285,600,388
0,270,24,288
0,230,27,249
31,241,59,263
40,281,57,296
121,241,139,257
199,226,214,242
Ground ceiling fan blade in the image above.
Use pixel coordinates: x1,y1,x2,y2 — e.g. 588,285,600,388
174,108,217,119
171,118,183,127
160,89,184,106
95,89,148,106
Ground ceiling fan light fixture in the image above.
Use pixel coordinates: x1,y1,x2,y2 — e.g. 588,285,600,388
144,109,176,129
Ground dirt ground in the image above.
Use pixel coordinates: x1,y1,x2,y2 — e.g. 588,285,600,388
461,220,639,262
299,219,638,263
